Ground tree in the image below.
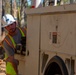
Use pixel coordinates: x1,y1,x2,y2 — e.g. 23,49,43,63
4,0,11,14
17,0,27,27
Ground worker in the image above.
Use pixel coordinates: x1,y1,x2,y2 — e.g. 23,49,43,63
2,14,26,75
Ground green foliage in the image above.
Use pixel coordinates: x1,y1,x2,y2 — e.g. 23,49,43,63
64,0,69,4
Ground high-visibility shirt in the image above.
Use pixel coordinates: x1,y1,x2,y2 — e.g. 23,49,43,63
3,27,26,75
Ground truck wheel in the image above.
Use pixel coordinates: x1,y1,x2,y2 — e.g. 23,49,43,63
44,56,68,75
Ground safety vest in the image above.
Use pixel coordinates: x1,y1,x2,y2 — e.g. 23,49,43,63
3,27,26,75
4,27,26,49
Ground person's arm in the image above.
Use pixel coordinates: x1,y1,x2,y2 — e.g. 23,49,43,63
3,40,19,74
6,55,19,74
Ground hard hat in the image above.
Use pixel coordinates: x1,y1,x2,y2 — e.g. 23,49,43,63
2,14,16,27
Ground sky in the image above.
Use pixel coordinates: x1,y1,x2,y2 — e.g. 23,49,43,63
27,0,43,6
27,0,31,5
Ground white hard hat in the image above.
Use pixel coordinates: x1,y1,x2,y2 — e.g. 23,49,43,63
2,14,16,27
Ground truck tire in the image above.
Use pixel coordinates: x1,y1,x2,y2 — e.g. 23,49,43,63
44,56,68,75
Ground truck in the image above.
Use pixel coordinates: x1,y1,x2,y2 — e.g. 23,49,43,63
25,3,76,75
